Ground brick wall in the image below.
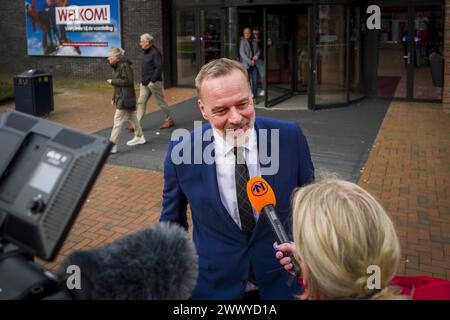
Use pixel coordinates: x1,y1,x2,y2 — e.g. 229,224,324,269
0,1,164,83
444,0,450,111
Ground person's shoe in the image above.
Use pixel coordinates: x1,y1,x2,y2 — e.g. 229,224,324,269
110,145,118,154
159,119,175,129
126,135,146,146
258,90,265,96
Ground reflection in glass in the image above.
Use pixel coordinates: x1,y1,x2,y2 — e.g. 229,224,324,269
316,5,347,104
224,8,238,60
296,12,308,92
176,11,196,86
377,6,408,98
413,6,443,100
200,10,222,66
266,13,293,102
349,7,364,100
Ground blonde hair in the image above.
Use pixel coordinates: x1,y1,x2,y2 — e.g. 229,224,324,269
108,47,125,57
291,179,406,300
195,58,249,98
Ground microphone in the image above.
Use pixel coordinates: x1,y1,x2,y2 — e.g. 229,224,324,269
246,176,302,278
57,222,198,300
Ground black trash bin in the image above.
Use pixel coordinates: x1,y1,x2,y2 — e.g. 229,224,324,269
429,52,444,88
13,69,54,116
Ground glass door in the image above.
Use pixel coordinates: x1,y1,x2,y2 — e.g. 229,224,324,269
412,5,443,100
377,4,443,101
264,11,294,107
175,9,223,86
315,5,347,105
200,10,222,66
175,10,197,86
377,6,409,98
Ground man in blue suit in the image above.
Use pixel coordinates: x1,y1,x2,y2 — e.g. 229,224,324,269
160,58,314,299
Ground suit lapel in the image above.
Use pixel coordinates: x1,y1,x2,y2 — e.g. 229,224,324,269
252,118,276,241
255,118,276,193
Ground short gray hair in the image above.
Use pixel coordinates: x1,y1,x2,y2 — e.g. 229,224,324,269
140,33,153,43
195,58,249,98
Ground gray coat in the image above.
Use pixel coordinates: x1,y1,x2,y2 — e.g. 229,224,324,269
239,38,260,69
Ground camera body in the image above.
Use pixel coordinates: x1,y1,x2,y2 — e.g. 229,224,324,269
0,110,111,299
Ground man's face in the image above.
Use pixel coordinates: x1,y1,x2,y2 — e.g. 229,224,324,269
140,37,150,50
253,30,260,39
198,69,255,146
243,28,252,40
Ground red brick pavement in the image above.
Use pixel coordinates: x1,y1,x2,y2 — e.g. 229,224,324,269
39,165,166,270
359,102,450,280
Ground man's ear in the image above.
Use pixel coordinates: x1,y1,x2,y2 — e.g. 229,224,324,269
198,99,209,121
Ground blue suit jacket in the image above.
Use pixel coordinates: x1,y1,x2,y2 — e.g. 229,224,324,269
160,117,314,299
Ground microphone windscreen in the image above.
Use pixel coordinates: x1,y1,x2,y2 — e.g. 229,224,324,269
246,176,276,213
58,222,198,300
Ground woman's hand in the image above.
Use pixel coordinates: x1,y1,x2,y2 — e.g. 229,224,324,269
107,79,112,84
273,242,299,276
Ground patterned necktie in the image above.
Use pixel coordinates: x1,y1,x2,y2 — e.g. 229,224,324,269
234,147,255,239
234,147,257,286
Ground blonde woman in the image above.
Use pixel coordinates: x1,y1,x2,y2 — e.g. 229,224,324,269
274,179,450,300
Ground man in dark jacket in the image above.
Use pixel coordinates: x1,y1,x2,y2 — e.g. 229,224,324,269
137,33,174,129
107,47,146,154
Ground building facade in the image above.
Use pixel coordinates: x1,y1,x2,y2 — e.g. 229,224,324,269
1,0,448,110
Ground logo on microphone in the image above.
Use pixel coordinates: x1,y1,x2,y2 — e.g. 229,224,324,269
251,181,268,197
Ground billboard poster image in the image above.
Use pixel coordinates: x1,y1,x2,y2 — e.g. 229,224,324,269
25,0,121,57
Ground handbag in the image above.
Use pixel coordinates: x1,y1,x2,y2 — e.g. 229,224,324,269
122,96,136,110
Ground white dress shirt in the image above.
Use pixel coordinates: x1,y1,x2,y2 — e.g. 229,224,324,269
213,127,261,231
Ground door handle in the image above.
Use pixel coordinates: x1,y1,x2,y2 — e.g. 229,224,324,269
403,53,410,65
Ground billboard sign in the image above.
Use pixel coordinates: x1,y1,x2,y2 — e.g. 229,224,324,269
25,0,121,57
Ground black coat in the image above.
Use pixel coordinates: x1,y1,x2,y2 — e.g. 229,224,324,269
141,45,163,85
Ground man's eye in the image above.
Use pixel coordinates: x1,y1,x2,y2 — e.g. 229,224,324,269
214,109,227,115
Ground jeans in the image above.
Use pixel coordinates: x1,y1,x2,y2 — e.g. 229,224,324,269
255,59,265,89
248,66,258,99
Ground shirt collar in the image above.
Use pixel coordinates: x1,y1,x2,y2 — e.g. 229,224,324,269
212,127,257,157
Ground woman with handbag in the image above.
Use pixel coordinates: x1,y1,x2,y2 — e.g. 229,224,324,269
107,47,146,154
